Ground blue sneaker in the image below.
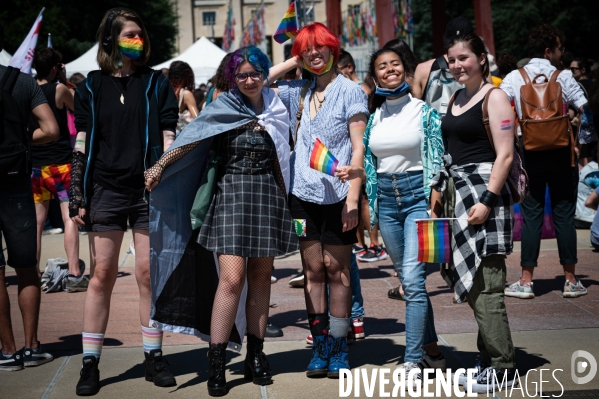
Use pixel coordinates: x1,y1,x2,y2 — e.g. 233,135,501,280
327,336,349,378
306,335,328,377
0,349,24,371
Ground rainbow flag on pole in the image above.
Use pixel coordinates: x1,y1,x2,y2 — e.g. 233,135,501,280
273,1,299,44
416,219,451,263
310,138,339,176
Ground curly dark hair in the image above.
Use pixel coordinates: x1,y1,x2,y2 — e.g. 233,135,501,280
528,24,565,58
382,38,420,79
496,51,518,78
367,47,412,114
168,61,195,95
208,53,233,93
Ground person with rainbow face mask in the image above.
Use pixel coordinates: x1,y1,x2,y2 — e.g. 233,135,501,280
69,7,179,396
268,22,368,379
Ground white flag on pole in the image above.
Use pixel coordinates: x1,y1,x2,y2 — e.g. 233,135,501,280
9,8,45,74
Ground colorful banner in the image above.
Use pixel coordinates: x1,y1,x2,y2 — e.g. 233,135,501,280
222,1,236,52
341,2,377,48
240,1,265,47
9,8,44,74
395,0,414,38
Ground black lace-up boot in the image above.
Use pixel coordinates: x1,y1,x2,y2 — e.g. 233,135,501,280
244,334,273,385
76,356,100,396
207,343,228,396
144,349,176,387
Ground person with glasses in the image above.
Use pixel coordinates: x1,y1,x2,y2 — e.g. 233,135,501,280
267,22,368,378
145,45,297,396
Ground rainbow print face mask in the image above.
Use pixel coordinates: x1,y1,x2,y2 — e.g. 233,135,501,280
118,38,143,60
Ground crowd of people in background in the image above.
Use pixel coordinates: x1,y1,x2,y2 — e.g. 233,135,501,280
0,6,597,398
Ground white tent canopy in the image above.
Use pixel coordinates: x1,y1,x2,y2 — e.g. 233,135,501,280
65,43,99,78
0,50,12,66
153,37,226,86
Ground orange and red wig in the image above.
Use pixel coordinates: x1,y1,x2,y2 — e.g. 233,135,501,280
291,22,341,63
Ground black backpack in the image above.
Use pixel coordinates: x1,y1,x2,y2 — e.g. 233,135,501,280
0,66,31,183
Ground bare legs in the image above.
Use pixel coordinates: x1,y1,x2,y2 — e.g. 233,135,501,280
0,266,41,353
35,201,80,276
82,229,151,334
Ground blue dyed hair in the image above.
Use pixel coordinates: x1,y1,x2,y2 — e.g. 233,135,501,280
225,46,271,89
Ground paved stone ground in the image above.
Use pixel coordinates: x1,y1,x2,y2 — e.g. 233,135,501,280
1,230,598,398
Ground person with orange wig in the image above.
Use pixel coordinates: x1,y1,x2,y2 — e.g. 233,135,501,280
268,22,368,378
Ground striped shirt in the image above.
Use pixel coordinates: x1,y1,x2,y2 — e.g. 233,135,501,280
278,75,369,204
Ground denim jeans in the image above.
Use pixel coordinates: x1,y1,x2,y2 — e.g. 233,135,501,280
350,253,364,320
377,171,438,363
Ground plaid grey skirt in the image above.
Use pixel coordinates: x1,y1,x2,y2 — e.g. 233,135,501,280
198,123,299,257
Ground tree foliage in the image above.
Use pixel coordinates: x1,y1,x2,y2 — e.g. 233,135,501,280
0,0,178,66
411,0,599,62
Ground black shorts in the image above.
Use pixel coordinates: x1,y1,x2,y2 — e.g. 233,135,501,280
288,194,358,246
85,183,149,232
0,190,37,269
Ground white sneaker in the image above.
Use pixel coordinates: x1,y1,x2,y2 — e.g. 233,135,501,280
419,352,446,370
42,228,63,236
271,275,277,284
563,280,588,298
128,241,136,257
288,273,304,287
400,362,422,387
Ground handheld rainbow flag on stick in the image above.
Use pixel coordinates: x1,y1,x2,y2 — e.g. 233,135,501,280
273,1,299,44
416,219,452,263
310,138,339,176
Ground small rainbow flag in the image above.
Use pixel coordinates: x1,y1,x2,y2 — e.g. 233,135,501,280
118,38,143,59
309,138,339,176
416,219,451,264
273,1,299,44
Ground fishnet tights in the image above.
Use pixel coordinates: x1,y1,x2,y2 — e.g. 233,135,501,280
210,255,274,344
300,241,352,319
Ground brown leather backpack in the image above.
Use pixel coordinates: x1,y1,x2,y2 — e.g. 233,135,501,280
518,68,575,165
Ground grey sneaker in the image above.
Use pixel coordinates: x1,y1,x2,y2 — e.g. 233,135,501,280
23,342,53,367
458,360,490,386
563,280,588,298
66,276,89,292
504,280,534,299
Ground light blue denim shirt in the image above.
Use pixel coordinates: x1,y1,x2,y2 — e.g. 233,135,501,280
278,75,369,205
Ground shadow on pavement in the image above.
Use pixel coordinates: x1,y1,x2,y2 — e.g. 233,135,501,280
44,334,123,358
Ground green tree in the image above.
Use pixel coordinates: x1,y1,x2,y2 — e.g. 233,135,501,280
1,0,177,67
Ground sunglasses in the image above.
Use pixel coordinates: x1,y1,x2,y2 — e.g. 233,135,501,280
235,71,262,82
569,67,580,71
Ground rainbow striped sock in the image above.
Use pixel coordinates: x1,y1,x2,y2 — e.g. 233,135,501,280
82,332,104,359
141,325,163,354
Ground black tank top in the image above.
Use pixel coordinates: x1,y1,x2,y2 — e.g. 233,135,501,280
29,83,72,167
441,89,496,166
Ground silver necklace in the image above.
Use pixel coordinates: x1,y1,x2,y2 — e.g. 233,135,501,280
110,75,133,104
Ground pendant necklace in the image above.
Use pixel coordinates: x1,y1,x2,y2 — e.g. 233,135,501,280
111,75,133,104
313,91,325,112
